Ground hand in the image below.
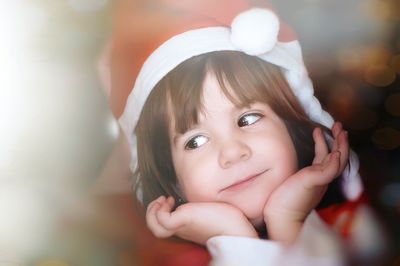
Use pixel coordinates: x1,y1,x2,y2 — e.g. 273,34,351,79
263,122,349,244
146,196,258,245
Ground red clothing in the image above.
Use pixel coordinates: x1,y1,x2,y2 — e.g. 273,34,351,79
317,195,368,238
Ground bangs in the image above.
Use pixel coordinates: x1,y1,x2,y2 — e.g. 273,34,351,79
166,53,208,134
209,51,285,109
166,51,299,135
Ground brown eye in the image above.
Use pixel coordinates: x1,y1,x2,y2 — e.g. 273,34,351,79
185,135,208,150
238,113,264,127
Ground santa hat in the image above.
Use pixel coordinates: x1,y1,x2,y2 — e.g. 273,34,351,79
116,0,363,201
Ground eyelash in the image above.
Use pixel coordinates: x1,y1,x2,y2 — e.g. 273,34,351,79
184,135,208,150
238,112,264,127
184,112,264,150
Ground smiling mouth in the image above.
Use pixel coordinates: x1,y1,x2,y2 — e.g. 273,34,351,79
220,170,269,193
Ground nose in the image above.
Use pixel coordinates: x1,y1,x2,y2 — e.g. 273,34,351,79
218,137,251,168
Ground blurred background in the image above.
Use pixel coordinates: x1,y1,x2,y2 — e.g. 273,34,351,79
0,0,399,265
274,1,400,263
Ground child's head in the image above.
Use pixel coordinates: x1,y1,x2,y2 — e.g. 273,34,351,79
117,2,363,214
136,51,320,222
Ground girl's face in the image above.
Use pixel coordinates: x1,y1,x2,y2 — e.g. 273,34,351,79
170,73,298,225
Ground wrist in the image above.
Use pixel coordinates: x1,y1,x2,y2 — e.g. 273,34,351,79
264,211,307,245
221,214,259,239
221,223,259,239
237,225,259,238
264,208,308,225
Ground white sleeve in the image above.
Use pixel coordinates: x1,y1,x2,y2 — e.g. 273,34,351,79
206,235,282,266
206,210,347,266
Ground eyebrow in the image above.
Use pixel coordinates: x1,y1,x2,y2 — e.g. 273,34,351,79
171,124,201,146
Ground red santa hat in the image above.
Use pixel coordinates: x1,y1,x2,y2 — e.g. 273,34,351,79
116,0,363,201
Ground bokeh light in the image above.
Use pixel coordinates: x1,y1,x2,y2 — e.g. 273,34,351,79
337,48,362,72
329,82,358,110
326,82,379,130
364,46,392,66
364,64,396,87
385,93,400,117
360,0,398,20
371,127,400,150
391,54,400,74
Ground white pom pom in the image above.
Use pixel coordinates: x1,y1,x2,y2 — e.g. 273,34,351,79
231,8,280,55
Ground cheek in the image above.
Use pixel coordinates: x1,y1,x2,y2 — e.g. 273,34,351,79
274,124,298,169
172,152,216,202
285,135,299,172
282,140,298,170
275,139,298,176
254,129,298,175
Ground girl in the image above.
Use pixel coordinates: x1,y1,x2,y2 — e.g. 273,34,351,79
139,51,349,245
116,0,365,263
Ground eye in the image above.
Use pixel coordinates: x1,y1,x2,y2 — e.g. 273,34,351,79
185,135,209,150
238,112,264,127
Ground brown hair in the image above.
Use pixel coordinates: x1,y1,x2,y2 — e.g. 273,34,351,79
135,51,334,208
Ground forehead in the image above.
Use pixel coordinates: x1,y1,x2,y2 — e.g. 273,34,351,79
202,70,255,110
201,72,239,110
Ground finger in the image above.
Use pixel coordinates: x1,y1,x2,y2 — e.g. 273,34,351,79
155,196,174,221
166,196,175,208
332,121,342,139
330,121,349,175
331,122,344,152
336,130,349,174
329,122,349,168
312,127,329,164
146,201,161,226
303,151,341,187
146,201,174,238
156,197,187,231
146,196,167,222
146,196,165,215
314,151,341,186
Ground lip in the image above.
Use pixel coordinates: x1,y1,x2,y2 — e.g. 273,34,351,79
220,169,268,193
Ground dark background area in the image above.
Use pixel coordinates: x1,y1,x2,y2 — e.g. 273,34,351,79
272,0,400,261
